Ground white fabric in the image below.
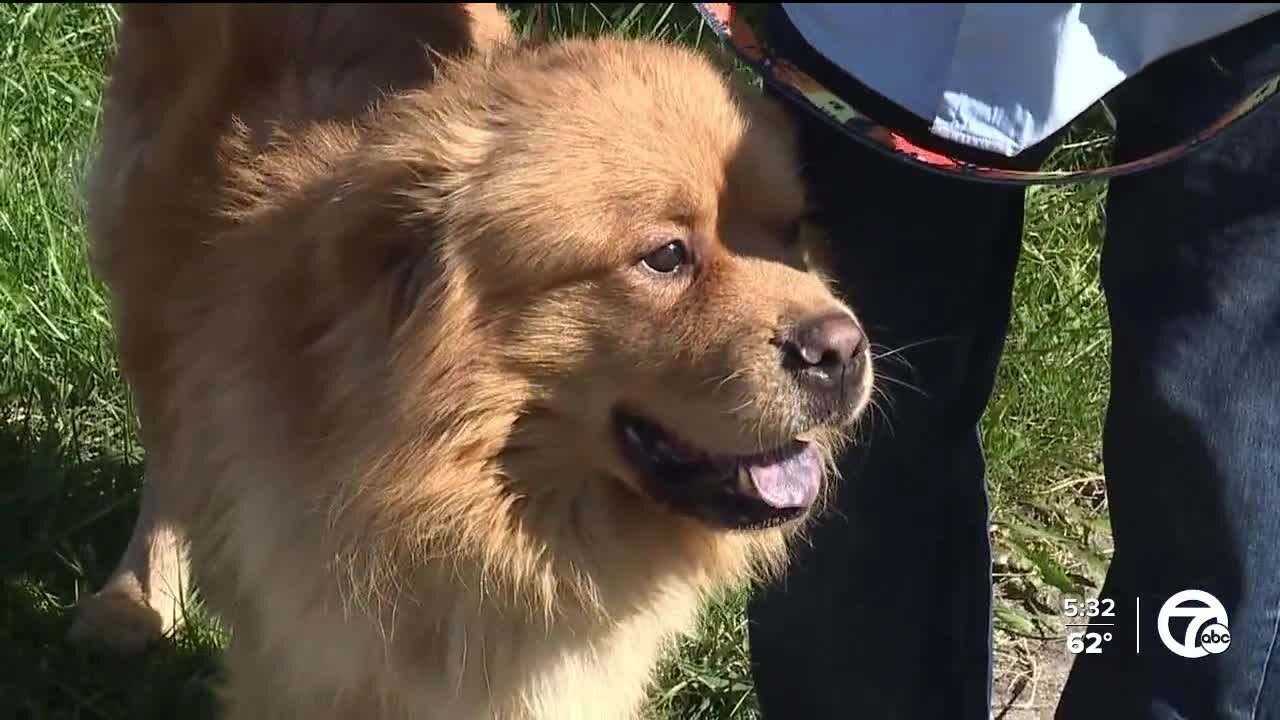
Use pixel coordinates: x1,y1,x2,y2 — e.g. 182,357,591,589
781,3,1280,156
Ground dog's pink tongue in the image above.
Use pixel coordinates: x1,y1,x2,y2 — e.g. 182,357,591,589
745,444,822,509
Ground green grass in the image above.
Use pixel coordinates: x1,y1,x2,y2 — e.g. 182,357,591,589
1,3,1115,718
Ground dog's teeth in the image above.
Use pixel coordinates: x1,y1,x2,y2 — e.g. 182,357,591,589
737,464,754,494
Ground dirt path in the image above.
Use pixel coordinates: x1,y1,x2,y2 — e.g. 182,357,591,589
992,634,1077,719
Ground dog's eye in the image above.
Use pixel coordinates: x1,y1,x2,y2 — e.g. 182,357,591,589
641,240,689,275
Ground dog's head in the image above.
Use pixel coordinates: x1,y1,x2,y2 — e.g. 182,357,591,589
286,34,874,606
421,39,873,531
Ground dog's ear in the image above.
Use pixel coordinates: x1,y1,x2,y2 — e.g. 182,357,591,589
264,156,440,341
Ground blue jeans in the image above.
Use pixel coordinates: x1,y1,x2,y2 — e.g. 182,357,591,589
749,7,1280,719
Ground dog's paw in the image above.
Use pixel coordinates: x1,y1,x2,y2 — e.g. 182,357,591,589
68,581,173,654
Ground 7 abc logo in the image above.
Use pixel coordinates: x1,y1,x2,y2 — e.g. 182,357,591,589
1158,590,1232,659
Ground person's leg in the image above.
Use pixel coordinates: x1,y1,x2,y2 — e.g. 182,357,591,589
1057,12,1280,719
747,6,1053,718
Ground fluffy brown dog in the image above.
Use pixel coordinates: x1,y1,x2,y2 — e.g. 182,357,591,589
72,4,875,718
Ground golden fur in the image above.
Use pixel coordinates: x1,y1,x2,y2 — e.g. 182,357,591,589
72,4,874,718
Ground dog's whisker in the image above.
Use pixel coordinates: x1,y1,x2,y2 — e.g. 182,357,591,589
870,383,899,416
875,373,930,400
704,367,747,393
870,335,949,363
755,394,777,452
867,394,897,442
726,394,759,416
870,333,951,353
870,350,918,376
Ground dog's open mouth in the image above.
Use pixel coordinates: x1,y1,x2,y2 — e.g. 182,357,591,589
613,408,824,531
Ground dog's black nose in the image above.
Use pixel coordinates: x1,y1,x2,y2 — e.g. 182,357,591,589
780,313,868,390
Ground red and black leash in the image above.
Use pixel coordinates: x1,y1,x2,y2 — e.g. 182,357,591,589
693,2,1280,186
